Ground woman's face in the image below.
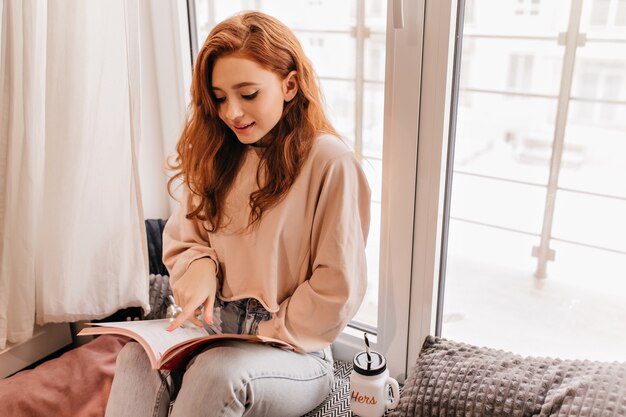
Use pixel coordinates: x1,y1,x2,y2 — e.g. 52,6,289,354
211,55,297,146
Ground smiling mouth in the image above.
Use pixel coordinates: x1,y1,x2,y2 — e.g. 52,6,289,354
234,122,255,130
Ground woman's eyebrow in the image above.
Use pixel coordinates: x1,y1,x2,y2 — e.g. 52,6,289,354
212,82,261,91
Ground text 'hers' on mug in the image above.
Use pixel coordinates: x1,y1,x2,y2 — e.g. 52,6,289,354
349,350,399,417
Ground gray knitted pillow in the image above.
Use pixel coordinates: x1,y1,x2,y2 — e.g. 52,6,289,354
144,274,173,320
391,336,626,417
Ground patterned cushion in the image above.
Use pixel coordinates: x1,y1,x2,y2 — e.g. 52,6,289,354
303,360,353,417
304,360,399,417
391,336,626,417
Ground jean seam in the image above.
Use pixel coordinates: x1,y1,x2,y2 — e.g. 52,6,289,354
152,373,169,417
221,369,332,416
310,350,333,366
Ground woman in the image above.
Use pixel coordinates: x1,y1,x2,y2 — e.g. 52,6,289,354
106,11,370,417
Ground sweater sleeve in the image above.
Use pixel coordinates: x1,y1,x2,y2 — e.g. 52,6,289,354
257,153,371,352
162,188,219,283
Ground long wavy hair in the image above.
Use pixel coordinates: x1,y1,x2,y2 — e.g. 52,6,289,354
168,11,337,231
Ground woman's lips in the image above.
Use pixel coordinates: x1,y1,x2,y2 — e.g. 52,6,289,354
234,122,255,131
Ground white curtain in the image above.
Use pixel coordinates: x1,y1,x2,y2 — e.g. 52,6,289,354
0,0,154,349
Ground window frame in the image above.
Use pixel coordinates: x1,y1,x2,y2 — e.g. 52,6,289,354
406,0,461,367
335,0,427,380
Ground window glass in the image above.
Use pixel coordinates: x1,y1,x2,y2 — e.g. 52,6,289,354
618,0,626,25
320,79,356,147
364,33,386,82
299,33,356,79
591,0,611,25
583,0,626,31
450,175,546,235
463,0,568,36
455,93,557,185
362,82,384,158
441,0,626,361
461,38,563,96
258,0,355,31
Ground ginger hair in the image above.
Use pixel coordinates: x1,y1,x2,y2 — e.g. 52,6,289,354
168,11,337,231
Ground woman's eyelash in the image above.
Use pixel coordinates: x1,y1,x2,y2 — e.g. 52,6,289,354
214,91,258,103
242,91,258,100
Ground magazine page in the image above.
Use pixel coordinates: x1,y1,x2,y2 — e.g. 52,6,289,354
159,334,296,370
86,319,208,364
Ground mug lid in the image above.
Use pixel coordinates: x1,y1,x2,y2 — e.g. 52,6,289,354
353,351,386,376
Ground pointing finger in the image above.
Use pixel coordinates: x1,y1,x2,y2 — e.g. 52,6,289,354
166,307,195,331
203,297,215,325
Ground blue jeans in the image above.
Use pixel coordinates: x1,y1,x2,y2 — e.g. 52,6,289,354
105,298,334,417
211,297,272,335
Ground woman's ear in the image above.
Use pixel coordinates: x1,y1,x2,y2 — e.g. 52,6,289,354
282,71,298,102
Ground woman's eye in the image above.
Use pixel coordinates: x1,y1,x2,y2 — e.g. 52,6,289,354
214,97,226,104
241,91,258,100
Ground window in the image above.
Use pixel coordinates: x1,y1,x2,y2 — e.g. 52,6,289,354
439,0,626,361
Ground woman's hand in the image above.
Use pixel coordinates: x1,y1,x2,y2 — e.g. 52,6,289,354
167,257,217,331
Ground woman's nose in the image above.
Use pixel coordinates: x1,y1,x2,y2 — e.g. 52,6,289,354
224,100,244,121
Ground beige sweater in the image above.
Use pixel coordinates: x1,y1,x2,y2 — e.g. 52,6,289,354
162,134,370,352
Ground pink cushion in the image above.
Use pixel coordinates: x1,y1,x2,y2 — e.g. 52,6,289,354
0,335,130,417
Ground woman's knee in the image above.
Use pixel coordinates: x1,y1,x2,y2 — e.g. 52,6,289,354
116,342,150,369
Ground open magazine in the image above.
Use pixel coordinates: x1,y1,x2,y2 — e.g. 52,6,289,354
78,319,295,370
